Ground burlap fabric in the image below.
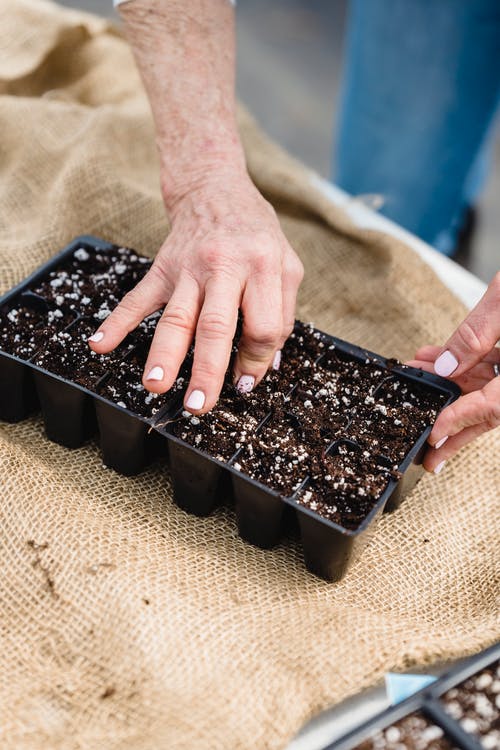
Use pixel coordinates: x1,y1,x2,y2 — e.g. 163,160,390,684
0,2,498,749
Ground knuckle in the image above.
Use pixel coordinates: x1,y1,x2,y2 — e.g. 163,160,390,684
160,304,193,333
147,262,175,300
248,321,282,349
149,260,170,285
438,403,457,432
295,261,305,284
197,310,232,340
456,319,487,356
115,289,144,319
287,255,304,284
487,410,500,431
253,249,272,275
191,360,221,382
484,391,500,430
198,244,227,269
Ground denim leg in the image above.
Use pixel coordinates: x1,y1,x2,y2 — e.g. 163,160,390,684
334,0,500,254
462,115,498,206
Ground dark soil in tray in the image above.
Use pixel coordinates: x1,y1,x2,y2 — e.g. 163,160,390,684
296,443,397,528
0,244,185,417
441,660,500,749
287,386,349,444
168,378,271,463
347,378,446,467
165,329,320,464
32,319,133,390
98,345,191,419
167,322,364,468
32,245,151,322
278,321,327,383
354,712,458,750
374,374,448,413
346,404,427,466
232,409,329,496
0,303,75,360
168,320,447,527
313,347,387,406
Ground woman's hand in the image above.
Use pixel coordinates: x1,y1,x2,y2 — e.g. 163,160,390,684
87,0,303,414
407,272,500,473
89,168,303,414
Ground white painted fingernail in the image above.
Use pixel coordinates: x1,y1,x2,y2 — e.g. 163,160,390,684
272,350,282,370
434,460,446,475
88,332,104,343
434,350,458,377
146,366,164,382
186,389,205,411
236,375,255,394
434,436,448,450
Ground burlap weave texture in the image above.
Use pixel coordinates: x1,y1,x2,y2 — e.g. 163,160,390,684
0,2,498,749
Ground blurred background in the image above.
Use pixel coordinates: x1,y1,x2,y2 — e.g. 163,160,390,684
61,0,498,283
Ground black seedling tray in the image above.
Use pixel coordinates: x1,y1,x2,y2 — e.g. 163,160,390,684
0,236,175,475
330,641,500,750
0,236,461,581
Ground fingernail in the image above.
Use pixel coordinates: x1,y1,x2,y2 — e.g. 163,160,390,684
186,389,205,411
88,331,104,344
146,366,164,382
434,460,446,475
236,375,255,393
434,350,458,377
272,350,282,370
434,436,448,450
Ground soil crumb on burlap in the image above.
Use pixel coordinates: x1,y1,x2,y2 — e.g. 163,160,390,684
0,2,498,750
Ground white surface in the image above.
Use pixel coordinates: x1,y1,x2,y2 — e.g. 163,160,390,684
310,175,487,311
285,178,484,750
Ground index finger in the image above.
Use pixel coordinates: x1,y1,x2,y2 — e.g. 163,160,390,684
88,266,168,354
434,271,500,378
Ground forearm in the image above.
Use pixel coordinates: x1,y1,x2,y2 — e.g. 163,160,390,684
119,0,245,213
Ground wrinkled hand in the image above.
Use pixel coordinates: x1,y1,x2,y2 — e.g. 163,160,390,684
89,169,304,414
407,272,500,473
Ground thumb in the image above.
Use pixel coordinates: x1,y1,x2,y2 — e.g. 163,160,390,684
434,272,500,378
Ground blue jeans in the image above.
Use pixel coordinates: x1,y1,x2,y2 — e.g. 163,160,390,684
334,0,500,255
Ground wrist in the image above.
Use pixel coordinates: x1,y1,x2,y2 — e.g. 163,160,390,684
159,133,248,216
